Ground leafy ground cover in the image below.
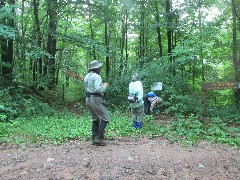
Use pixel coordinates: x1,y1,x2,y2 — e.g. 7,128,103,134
0,110,239,148
0,102,239,179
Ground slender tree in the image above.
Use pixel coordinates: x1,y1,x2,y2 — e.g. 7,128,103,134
139,0,146,67
1,0,15,82
119,5,126,75
154,0,163,57
46,0,57,90
231,0,240,106
231,0,240,80
105,20,110,79
86,0,97,60
33,0,43,78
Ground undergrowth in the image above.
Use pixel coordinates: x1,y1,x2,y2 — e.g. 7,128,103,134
0,111,239,148
0,85,55,121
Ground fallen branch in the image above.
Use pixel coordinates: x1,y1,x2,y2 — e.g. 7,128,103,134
66,70,84,81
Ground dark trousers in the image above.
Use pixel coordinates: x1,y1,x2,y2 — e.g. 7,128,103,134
143,95,150,115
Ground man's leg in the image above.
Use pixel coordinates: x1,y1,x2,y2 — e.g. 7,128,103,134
131,107,138,128
93,120,108,146
143,95,150,115
92,120,100,144
89,97,110,146
135,104,144,129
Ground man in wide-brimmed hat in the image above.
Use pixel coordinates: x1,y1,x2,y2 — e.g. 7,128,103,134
84,60,110,146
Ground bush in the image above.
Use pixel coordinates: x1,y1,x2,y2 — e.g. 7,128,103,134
0,84,55,121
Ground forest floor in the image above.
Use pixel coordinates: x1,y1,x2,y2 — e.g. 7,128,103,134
0,135,240,180
1,86,239,179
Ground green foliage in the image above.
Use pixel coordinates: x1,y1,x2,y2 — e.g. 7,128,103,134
170,114,240,147
0,122,10,139
106,75,130,109
0,111,167,146
60,81,86,102
28,47,49,61
0,85,55,121
204,117,240,147
0,4,16,40
140,60,168,90
208,106,240,124
0,104,17,121
0,24,15,39
0,113,91,145
0,88,18,121
170,114,204,146
1,109,239,148
163,89,203,116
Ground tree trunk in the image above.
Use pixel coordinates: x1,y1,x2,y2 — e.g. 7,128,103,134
119,7,126,76
125,8,128,74
198,4,205,82
20,0,26,79
105,21,110,80
166,0,172,56
33,60,37,82
46,0,57,90
139,1,145,67
231,0,240,80
166,0,176,77
154,1,163,57
33,0,43,77
231,0,240,107
86,0,96,60
1,0,15,82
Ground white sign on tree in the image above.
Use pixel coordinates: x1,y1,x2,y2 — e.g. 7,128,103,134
151,82,162,91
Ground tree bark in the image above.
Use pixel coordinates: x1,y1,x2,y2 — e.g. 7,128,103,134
33,0,43,77
166,0,172,56
87,0,96,60
198,3,205,82
231,0,240,107
119,7,126,75
231,0,240,80
46,0,57,90
154,1,163,57
139,1,145,67
1,0,15,81
125,8,128,74
20,0,26,79
105,21,110,80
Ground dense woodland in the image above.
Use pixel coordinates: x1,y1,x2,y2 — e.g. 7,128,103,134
0,0,240,124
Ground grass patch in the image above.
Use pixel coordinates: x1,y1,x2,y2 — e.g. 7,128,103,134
0,111,167,146
169,114,240,147
0,112,91,146
0,111,239,148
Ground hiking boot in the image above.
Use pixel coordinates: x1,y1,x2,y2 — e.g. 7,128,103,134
136,121,142,129
132,121,137,128
92,138,107,146
91,120,99,145
92,120,108,146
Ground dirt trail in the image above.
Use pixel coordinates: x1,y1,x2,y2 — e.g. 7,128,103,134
0,137,239,180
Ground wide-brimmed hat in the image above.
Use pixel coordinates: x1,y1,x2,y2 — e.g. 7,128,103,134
89,60,103,70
